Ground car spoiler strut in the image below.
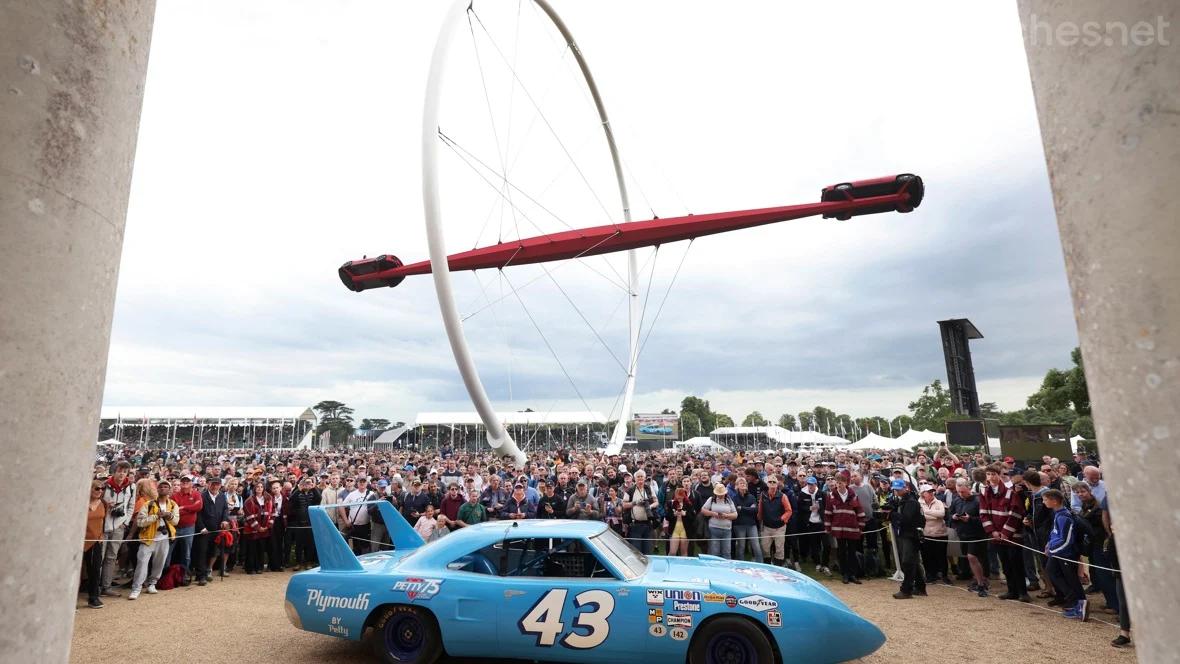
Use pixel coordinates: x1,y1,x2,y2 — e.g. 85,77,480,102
309,501,426,572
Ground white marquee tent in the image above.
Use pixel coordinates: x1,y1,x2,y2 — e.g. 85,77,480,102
846,432,901,450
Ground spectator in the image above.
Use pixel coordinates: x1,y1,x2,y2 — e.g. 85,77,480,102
439,482,465,529
454,489,487,528
794,474,825,574
918,483,949,584
129,479,178,600
341,477,374,556
700,483,737,559
192,476,229,585
889,479,925,599
83,480,108,609
731,477,763,563
414,503,439,541
501,482,535,520
170,476,203,584
1071,466,1106,511
566,480,600,520
479,475,508,520
824,472,865,584
98,462,135,599
242,479,275,572
664,487,694,556
1043,489,1089,621
288,476,320,569
758,475,792,567
949,478,989,597
1074,482,1117,613
622,470,659,555
980,464,1030,602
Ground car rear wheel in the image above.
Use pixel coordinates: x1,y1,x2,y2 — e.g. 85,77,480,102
369,605,443,664
688,616,775,664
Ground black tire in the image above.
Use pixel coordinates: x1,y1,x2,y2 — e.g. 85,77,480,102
687,616,775,664
368,605,444,664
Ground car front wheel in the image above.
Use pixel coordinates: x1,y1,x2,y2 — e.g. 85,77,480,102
687,616,775,664
369,605,443,664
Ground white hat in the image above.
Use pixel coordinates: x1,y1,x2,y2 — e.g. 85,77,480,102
918,483,935,493
618,464,628,473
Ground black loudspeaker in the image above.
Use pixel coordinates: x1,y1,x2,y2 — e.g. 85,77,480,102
945,420,986,447
938,319,983,419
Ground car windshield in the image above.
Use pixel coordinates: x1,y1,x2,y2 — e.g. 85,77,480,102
589,529,648,580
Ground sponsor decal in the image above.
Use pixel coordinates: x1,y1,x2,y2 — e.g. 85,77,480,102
767,610,782,628
649,623,667,638
737,595,779,612
648,608,663,624
664,589,702,602
504,590,525,599
670,626,689,641
672,600,701,613
646,589,665,605
703,592,727,603
328,615,349,637
306,589,371,613
666,613,693,628
734,566,797,583
391,577,443,601
724,595,738,608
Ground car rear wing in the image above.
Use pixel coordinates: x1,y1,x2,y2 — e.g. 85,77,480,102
309,500,426,572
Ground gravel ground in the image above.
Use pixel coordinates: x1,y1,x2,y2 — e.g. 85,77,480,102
71,572,1133,664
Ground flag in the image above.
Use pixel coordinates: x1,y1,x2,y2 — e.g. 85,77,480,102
319,430,331,449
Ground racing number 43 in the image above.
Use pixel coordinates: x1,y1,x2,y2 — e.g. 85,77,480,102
518,589,615,649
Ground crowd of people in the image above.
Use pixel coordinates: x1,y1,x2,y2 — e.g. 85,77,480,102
85,441,1131,649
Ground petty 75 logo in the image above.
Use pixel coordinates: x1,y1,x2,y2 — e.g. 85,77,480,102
392,578,443,601
306,589,371,613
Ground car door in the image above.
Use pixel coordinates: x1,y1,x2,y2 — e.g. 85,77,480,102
497,538,642,661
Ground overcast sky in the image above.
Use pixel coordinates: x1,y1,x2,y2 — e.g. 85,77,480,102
103,0,1079,427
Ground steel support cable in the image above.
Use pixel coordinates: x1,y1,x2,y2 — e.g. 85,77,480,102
635,239,694,361
466,10,521,241
469,8,618,230
501,270,594,414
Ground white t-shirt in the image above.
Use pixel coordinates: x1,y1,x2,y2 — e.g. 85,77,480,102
342,490,373,526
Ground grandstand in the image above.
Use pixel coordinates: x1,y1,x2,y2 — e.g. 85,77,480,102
378,411,610,453
98,406,318,449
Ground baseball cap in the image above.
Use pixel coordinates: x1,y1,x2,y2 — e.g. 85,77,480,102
377,479,389,488
805,476,818,485
207,476,222,484
891,479,908,491
918,483,935,492
1003,456,1015,464
180,476,192,483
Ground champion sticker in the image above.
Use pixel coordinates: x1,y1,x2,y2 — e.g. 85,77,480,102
767,610,782,628
666,613,693,628
703,592,727,603
391,578,442,601
649,623,667,638
646,589,664,605
737,595,778,612
648,608,663,624
670,626,689,641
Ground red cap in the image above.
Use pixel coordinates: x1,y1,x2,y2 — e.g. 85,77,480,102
1003,456,1015,464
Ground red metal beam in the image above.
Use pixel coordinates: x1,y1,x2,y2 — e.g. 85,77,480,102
339,174,922,291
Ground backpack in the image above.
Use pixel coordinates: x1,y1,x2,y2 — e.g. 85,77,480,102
1070,511,1096,552
156,564,186,590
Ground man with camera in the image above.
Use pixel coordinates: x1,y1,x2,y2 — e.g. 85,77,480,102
99,461,136,597
192,476,229,585
888,478,926,599
622,469,659,555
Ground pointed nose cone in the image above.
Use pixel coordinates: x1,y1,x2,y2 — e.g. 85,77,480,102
828,610,886,662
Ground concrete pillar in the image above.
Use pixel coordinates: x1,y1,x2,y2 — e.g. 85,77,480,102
1018,0,1178,658
0,1,155,661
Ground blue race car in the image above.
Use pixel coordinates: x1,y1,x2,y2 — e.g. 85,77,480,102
639,425,674,435
286,502,885,664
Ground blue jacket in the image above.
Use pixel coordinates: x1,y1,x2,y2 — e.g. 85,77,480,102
1046,507,1076,558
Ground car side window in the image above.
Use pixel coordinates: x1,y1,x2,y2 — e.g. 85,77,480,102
448,538,616,579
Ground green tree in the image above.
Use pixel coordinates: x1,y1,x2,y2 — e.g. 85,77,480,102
812,406,836,434
777,413,797,430
680,396,717,438
1027,347,1090,415
890,415,914,435
359,418,391,431
660,408,675,415
907,380,954,433
798,411,815,431
742,411,768,426
314,400,356,445
1070,415,1095,439
836,414,855,437
715,413,735,428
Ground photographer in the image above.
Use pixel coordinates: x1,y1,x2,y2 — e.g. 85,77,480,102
949,478,989,596
129,479,179,600
99,461,135,598
888,479,926,599
622,470,659,555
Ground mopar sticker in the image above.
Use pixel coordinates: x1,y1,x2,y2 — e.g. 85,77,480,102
767,610,782,628
666,613,693,628
737,595,778,612
649,623,667,638
724,595,738,608
703,592,727,603
392,578,443,601
648,608,663,624
670,627,689,641
664,589,701,602
671,600,700,612
646,589,664,605
306,589,371,613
